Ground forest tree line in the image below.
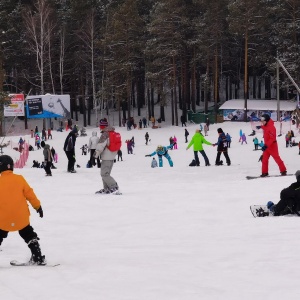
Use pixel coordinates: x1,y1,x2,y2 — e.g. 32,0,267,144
0,0,299,126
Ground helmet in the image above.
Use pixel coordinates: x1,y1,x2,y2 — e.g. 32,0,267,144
261,114,270,122
0,155,14,173
156,145,164,152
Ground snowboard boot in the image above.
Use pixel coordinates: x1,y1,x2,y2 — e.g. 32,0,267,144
28,239,46,265
95,188,108,194
281,171,287,176
260,173,269,177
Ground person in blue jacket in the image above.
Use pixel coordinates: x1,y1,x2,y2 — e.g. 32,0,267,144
145,145,174,167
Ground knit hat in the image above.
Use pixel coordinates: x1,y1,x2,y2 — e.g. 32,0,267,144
217,128,223,133
99,118,108,130
261,114,270,122
41,141,45,148
295,170,300,181
71,126,78,134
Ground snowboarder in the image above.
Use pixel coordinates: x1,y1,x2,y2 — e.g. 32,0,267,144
256,114,287,177
0,155,46,265
94,119,120,194
214,128,231,166
145,144,174,167
186,129,214,166
267,171,300,216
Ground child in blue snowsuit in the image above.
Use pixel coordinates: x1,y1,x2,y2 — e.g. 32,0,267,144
145,145,174,167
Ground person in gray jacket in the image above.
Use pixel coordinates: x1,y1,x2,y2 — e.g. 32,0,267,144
94,119,119,194
88,131,100,168
41,141,53,176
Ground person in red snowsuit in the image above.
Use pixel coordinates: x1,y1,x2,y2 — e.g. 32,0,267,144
258,114,287,177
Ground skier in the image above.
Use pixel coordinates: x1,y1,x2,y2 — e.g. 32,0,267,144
256,114,287,177
266,171,300,216
0,155,46,265
214,128,231,166
186,129,214,166
145,144,174,167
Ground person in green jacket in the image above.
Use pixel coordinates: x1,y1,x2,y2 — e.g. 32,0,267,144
186,129,215,166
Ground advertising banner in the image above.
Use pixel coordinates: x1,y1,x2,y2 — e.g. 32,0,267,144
4,94,25,116
26,95,71,119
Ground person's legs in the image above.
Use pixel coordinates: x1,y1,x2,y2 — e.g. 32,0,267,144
0,229,8,246
199,150,210,165
261,150,271,174
215,152,222,165
100,160,118,190
164,153,173,167
194,151,200,166
223,151,231,165
19,225,45,264
269,144,286,172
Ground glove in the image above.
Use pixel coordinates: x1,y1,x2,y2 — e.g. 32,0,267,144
145,155,151,157
261,145,267,151
36,206,43,218
256,126,261,130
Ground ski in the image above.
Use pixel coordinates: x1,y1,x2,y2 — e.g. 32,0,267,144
10,260,60,267
246,174,293,180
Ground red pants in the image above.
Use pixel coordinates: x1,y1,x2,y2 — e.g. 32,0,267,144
262,142,286,173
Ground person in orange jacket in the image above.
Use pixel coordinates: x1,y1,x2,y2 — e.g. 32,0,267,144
0,155,46,265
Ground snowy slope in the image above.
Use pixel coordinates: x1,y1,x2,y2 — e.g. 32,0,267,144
1,116,300,300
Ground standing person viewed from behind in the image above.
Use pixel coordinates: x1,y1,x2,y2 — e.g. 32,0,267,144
95,119,120,194
88,131,100,168
63,126,78,173
41,141,53,176
257,114,287,177
0,155,46,265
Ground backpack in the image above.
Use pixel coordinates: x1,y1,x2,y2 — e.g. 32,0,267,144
107,131,122,152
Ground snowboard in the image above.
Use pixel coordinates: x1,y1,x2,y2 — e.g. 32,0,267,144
246,174,293,180
250,205,272,217
10,260,60,267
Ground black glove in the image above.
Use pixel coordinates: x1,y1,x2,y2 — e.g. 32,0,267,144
256,126,261,130
261,145,267,151
145,155,151,157
36,206,43,218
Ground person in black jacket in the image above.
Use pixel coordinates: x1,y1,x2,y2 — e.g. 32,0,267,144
214,128,231,166
267,171,300,216
63,126,78,173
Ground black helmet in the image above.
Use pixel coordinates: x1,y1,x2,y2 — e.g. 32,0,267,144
0,155,14,173
261,114,270,122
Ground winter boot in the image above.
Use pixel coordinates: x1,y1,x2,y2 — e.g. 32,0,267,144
28,239,46,265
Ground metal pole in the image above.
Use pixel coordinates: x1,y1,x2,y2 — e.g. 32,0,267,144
276,59,280,122
276,58,300,94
